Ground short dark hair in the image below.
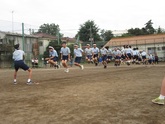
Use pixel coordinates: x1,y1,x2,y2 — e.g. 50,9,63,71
62,42,66,44
14,44,19,50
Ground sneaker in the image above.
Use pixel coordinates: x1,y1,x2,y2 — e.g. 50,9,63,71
104,65,107,69
57,65,60,69
27,80,32,85
65,68,69,73
80,65,84,70
95,63,98,66
13,81,17,85
152,97,164,105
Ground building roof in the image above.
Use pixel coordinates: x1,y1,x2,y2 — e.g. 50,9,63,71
61,37,83,43
34,33,57,40
105,34,165,47
0,31,38,38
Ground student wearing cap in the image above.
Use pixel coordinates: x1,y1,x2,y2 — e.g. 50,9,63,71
12,44,32,84
60,42,71,73
45,46,59,69
74,44,84,70
85,44,93,64
92,44,100,66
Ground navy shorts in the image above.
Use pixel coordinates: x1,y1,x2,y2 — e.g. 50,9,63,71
14,60,29,71
51,56,58,62
115,56,121,60
62,55,68,61
94,54,98,58
87,55,92,60
107,56,112,60
127,53,132,59
74,57,82,64
102,55,107,61
142,56,146,59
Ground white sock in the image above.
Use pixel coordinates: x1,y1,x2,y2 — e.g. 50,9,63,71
14,79,16,82
27,79,31,82
159,94,165,99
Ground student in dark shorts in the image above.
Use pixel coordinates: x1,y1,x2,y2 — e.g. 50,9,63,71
12,44,32,84
60,42,71,73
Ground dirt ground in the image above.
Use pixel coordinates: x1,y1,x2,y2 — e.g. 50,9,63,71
1,64,165,124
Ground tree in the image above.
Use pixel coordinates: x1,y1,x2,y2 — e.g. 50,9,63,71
37,23,63,38
157,26,164,34
144,20,155,34
100,29,114,41
76,20,101,42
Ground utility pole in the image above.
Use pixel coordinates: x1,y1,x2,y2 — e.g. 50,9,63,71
12,11,14,33
22,23,25,51
89,25,93,46
56,26,60,45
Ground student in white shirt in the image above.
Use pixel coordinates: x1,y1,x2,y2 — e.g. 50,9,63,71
74,44,84,70
100,46,108,68
141,50,147,64
12,44,32,84
60,42,71,73
85,44,93,64
92,44,100,66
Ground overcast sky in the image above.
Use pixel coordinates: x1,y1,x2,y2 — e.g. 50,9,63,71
0,0,165,37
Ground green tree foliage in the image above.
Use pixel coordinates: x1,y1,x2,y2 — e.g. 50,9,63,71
156,26,165,34
145,20,155,34
120,20,156,37
76,20,101,42
100,29,114,41
38,23,63,38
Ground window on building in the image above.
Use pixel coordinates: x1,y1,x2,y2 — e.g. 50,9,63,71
157,47,161,51
162,46,165,50
39,41,43,46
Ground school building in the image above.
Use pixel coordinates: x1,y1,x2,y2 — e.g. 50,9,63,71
104,34,165,61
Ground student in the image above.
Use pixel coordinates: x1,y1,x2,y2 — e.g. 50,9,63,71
60,42,71,73
155,53,159,64
100,46,108,68
92,44,100,66
141,50,147,64
85,44,93,64
113,47,121,66
152,77,165,105
125,45,133,60
12,44,32,84
106,46,113,63
45,46,59,69
73,44,84,70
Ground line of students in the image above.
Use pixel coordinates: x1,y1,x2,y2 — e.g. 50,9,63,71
12,43,165,105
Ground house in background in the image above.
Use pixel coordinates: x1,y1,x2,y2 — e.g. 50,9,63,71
104,34,165,61
0,31,39,68
61,37,83,48
34,33,57,56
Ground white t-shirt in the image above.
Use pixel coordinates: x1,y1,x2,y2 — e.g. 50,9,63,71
60,47,70,56
141,51,147,56
13,49,25,61
74,48,83,57
100,48,108,55
92,47,100,55
85,48,93,55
